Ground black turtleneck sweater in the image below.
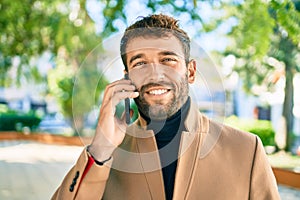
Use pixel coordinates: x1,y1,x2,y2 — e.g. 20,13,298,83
139,97,191,200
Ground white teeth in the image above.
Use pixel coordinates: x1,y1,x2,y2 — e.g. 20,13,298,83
148,89,168,95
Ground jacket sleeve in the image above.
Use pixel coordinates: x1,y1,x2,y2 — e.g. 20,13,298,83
249,136,280,200
51,147,112,200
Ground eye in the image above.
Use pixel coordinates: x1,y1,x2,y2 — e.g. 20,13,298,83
133,61,147,68
161,57,177,62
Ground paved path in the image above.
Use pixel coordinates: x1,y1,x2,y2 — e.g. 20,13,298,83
0,140,83,199
0,140,300,199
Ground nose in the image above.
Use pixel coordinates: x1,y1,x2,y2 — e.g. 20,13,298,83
148,63,165,81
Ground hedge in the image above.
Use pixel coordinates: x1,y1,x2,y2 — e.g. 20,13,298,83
0,112,41,131
224,116,275,146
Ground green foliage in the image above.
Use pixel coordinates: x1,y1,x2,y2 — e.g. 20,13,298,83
220,0,300,150
99,0,206,37
101,0,126,37
222,0,300,94
223,0,278,93
225,116,276,146
270,0,300,44
0,105,41,131
0,0,100,86
0,0,109,133
47,54,109,133
229,0,275,59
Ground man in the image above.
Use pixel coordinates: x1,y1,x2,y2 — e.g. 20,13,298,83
52,14,280,200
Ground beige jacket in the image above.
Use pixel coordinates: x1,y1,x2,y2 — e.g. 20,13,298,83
52,103,280,200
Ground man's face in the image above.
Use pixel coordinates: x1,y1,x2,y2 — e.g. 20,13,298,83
125,35,196,120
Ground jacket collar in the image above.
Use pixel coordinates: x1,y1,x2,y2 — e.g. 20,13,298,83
128,99,216,159
134,100,203,133
126,100,211,199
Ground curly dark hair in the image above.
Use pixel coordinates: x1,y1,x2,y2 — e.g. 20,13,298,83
120,14,191,71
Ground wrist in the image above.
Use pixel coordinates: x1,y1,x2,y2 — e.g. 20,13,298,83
87,148,112,166
87,144,114,162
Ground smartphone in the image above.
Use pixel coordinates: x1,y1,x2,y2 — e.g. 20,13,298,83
124,73,131,124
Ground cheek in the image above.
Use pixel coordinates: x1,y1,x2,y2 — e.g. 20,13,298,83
167,70,185,83
128,65,185,89
128,68,145,90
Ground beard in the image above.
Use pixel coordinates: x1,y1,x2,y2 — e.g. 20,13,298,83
134,73,189,120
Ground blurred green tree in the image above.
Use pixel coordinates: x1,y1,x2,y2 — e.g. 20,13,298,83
0,0,99,85
220,0,300,150
0,0,107,134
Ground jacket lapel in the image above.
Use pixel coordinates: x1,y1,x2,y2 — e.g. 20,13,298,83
132,124,166,199
172,103,207,200
130,102,210,200
172,131,201,199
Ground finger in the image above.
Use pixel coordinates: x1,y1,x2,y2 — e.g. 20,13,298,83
106,88,139,105
112,84,137,94
108,79,133,88
102,91,139,114
103,83,136,101
111,91,139,107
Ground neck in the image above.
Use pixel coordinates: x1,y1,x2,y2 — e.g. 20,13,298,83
139,97,191,133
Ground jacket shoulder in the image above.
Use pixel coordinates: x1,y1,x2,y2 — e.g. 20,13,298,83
210,118,257,142
200,116,258,159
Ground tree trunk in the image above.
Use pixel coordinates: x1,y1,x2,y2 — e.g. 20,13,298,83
282,69,294,151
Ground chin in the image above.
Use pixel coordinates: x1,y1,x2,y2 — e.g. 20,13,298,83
148,105,174,120
135,97,178,119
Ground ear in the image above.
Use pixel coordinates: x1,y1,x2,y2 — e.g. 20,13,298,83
187,59,196,83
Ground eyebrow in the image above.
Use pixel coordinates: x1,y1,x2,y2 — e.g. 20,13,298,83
128,51,180,65
129,53,144,65
158,51,180,57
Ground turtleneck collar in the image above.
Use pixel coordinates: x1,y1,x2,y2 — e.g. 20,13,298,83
138,97,191,143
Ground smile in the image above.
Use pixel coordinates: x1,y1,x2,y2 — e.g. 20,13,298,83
146,88,171,96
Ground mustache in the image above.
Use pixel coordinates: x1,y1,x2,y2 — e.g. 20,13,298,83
139,81,175,93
